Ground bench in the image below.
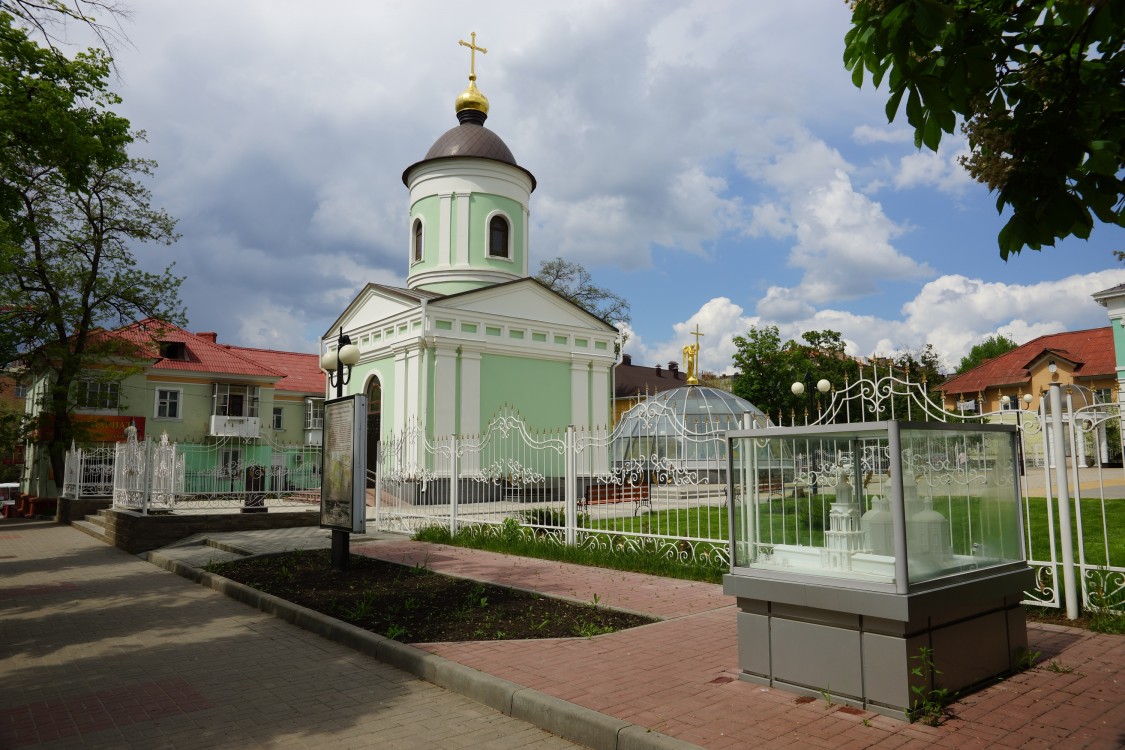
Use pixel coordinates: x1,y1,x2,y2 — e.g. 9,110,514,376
581,483,650,516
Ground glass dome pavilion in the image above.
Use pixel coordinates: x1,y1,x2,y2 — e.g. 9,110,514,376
611,386,771,466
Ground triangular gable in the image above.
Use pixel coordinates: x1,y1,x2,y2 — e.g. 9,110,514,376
1023,348,1082,372
432,278,618,332
322,283,429,338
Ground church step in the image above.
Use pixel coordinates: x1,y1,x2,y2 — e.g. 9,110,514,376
72,518,110,545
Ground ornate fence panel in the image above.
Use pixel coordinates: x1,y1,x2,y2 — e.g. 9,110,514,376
63,443,116,499
111,431,321,513
372,411,569,537
573,399,734,567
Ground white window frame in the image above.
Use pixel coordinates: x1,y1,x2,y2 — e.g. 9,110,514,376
77,380,119,410
484,210,513,261
13,383,27,399
212,383,260,418
305,398,324,430
410,216,425,265
272,406,284,430
155,388,182,420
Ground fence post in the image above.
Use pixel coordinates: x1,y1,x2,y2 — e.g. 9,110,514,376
373,441,383,532
141,437,152,516
565,426,576,547
449,436,458,537
1048,383,1079,619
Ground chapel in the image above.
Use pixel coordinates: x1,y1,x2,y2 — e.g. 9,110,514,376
322,34,620,449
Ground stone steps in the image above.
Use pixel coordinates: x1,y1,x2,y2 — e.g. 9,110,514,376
71,509,111,545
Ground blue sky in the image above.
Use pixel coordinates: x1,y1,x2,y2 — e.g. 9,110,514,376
51,0,1123,374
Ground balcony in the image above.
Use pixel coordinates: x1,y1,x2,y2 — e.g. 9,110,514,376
209,415,260,438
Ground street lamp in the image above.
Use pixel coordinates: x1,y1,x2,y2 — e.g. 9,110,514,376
320,328,361,571
321,329,361,399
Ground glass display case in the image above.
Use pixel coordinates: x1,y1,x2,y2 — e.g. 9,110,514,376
723,421,1032,718
729,421,1025,592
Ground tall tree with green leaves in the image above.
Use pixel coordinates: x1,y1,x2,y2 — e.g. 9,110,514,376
844,0,1125,257
0,12,183,486
957,334,1019,374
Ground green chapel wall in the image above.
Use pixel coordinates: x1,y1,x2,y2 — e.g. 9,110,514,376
478,354,571,430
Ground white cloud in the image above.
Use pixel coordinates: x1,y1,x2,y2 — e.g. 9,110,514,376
852,125,914,144
895,139,975,195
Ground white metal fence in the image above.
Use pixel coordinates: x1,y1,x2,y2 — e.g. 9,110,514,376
373,404,735,566
107,429,321,513
369,375,1124,616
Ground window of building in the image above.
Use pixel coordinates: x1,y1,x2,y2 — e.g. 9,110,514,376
304,399,324,430
213,384,259,417
159,341,187,360
1001,395,1020,411
273,407,284,430
13,382,27,399
412,218,423,263
77,380,119,410
488,215,510,258
156,388,181,419
1093,388,1113,405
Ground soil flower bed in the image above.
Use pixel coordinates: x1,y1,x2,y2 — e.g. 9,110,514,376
207,549,655,643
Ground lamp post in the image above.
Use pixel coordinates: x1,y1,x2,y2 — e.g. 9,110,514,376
790,375,832,495
321,328,361,571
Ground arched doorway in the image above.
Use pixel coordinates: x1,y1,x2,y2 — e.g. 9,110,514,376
366,378,381,489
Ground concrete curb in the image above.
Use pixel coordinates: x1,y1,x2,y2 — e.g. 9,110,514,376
145,550,702,750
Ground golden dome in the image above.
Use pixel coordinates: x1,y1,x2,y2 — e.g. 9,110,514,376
455,76,489,115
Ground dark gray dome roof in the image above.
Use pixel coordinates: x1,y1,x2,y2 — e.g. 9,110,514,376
424,122,517,164
402,113,537,189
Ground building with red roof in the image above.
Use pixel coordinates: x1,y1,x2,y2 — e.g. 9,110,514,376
21,320,326,498
936,327,1116,415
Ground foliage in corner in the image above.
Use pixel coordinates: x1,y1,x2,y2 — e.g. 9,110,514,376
0,11,184,483
844,0,1125,258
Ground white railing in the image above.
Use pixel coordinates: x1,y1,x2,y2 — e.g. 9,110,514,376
63,442,116,499
369,376,1124,617
111,430,321,513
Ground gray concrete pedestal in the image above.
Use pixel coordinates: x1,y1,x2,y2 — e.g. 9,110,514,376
723,567,1033,719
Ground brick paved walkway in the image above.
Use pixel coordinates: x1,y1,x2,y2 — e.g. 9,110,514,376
354,539,1125,750
0,521,582,750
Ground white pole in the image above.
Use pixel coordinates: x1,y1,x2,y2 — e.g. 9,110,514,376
1049,383,1080,619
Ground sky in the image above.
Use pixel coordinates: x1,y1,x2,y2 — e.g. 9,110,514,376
46,0,1125,375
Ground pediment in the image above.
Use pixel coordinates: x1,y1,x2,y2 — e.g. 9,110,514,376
322,284,426,337
432,280,617,332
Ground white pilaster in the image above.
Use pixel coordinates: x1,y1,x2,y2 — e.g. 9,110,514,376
571,360,590,429
459,350,482,436
439,193,452,266
433,345,457,438
393,350,408,433
590,362,611,428
455,192,470,267
522,205,530,277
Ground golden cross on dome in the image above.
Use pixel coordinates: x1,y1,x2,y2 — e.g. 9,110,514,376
690,324,705,350
459,32,488,80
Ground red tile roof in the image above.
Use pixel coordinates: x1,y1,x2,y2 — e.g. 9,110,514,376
95,319,324,394
227,346,325,393
938,327,1114,396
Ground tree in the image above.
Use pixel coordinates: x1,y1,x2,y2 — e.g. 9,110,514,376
534,257,631,325
0,12,183,488
956,334,1019,374
0,0,129,56
731,327,863,422
844,0,1125,257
